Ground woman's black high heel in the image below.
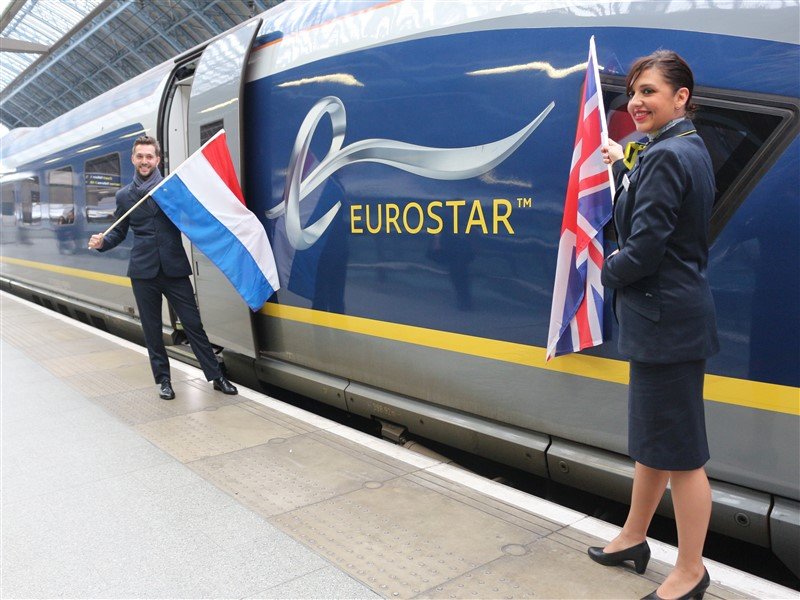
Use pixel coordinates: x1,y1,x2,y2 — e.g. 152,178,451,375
587,540,651,574
641,568,710,600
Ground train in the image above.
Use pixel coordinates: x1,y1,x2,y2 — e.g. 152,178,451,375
1,0,798,578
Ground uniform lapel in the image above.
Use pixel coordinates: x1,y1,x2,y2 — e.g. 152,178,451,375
644,119,696,152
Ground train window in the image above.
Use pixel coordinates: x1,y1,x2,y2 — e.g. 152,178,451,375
200,120,223,145
20,176,41,226
694,107,782,204
602,81,797,238
47,167,75,226
84,153,121,223
1,182,15,227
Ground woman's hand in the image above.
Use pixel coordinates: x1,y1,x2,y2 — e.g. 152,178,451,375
602,139,624,165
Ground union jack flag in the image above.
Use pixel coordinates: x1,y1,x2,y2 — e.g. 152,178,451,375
546,37,614,361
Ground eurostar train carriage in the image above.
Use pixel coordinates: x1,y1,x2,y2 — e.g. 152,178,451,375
1,0,798,576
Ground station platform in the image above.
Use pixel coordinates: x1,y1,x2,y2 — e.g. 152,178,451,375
1,290,796,600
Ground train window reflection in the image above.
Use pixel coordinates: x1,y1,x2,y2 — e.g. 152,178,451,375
20,176,41,226
602,83,792,238
696,109,783,204
47,167,75,226
84,153,121,223
1,182,16,227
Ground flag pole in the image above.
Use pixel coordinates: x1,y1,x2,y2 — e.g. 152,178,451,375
100,192,152,237
97,129,228,239
590,36,616,199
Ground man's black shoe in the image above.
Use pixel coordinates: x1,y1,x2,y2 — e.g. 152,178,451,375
159,380,175,400
213,377,238,395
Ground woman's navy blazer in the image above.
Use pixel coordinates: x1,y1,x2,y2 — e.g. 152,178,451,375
100,182,192,279
601,119,719,363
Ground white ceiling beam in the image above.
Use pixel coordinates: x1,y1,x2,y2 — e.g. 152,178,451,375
0,36,49,52
0,0,27,31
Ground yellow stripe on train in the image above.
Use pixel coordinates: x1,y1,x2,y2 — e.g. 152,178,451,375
0,256,131,288
2,256,796,417
263,303,800,417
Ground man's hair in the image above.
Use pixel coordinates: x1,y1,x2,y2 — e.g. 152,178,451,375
132,135,161,158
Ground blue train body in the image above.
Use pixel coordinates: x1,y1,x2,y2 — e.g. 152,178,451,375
1,0,798,576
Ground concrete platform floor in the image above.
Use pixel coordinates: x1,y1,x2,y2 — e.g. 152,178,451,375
1,291,795,599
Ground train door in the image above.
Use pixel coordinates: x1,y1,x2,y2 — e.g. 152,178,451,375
184,18,262,357
161,63,195,338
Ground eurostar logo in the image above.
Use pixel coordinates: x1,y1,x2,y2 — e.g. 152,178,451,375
267,96,555,250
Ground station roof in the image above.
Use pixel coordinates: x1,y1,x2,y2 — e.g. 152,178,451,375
0,0,279,132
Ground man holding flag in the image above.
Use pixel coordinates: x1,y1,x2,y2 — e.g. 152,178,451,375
89,135,238,400
546,36,614,361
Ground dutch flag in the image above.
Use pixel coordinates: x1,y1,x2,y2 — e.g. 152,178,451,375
151,130,280,311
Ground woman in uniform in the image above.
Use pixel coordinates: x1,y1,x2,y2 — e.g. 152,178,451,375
587,50,718,600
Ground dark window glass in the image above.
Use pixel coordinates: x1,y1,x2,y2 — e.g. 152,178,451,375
85,153,121,223
200,120,224,145
20,176,41,226
602,85,790,236
1,182,15,226
47,167,75,226
693,105,783,207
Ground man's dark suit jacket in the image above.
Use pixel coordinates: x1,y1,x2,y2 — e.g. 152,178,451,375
602,119,719,364
100,182,192,278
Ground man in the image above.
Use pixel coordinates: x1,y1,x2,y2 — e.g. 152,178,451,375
88,136,237,400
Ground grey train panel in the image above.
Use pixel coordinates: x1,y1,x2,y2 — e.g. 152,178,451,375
704,402,800,502
256,314,798,500
254,355,350,412
344,380,551,478
187,18,262,358
770,498,800,579
546,439,771,548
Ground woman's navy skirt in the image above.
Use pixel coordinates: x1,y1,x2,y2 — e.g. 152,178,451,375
628,359,710,470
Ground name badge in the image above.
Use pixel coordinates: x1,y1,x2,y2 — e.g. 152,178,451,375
622,174,631,191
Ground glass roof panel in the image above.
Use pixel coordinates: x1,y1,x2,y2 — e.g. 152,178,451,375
0,0,102,94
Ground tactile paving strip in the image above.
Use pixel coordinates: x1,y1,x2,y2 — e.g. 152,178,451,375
92,383,242,425
410,470,559,538
549,528,740,600
136,404,293,462
272,476,540,598
0,318,86,348
41,349,139,377
234,401,319,437
310,430,425,478
190,434,400,517
23,337,120,360
62,364,158,397
424,536,659,599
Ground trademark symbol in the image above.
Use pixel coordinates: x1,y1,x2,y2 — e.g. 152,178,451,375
517,197,532,208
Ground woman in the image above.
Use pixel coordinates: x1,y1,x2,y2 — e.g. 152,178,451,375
587,51,718,600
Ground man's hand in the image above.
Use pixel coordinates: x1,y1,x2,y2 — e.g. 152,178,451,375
88,234,104,250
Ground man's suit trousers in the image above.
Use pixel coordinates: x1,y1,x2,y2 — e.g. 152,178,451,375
131,272,222,384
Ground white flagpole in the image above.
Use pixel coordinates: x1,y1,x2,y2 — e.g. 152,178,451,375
590,36,616,199
100,192,151,237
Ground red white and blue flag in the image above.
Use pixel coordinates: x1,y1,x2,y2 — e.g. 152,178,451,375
546,37,614,361
151,130,280,311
